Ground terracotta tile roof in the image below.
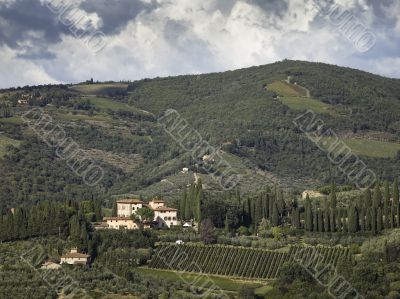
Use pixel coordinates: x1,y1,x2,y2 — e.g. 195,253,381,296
104,217,133,221
116,199,143,204
153,206,177,211
150,199,165,203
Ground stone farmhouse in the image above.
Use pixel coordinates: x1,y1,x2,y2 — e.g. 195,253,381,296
60,248,90,265
104,216,139,229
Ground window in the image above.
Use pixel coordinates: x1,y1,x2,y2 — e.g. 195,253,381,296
173,217,176,220
167,217,171,221
164,217,167,220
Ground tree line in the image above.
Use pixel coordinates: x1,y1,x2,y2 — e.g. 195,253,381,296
0,199,102,245
178,180,400,235
303,180,400,234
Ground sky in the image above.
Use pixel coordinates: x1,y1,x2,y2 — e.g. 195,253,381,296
0,0,399,88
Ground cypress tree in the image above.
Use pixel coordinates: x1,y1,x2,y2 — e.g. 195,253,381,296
111,200,117,217
254,197,263,225
224,215,229,233
263,193,269,219
360,206,365,231
271,203,279,227
305,195,313,231
313,208,318,232
276,189,285,214
342,209,348,233
377,208,382,233
180,189,187,220
390,205,395,228
94,200,102,221
317,210,324,233
393,179,399,227
364,188,372,207
373,182,382,209
383,181,390,229
250,199,256,225
348,205,355,233
336,207,342,231
69,215,81,245
371,208,377,234
291,198,300,229
269,191,274,219
0,215,4,241
79,224,88,252
195,188,203,223
330,208,336,232
186,184,195,220
324,202,330,233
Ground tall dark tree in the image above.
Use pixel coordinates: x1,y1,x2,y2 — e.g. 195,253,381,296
371,208,377,234
111,200,117,217
373,182,382,209
393,179,399,227
359,206,366,231
383,181,390,229
200,219,216,245
304,195,313,231
377,207,383,233
348,204,358,233
324,201,330,233
271,202,279,227
317,209,324,233
180,189,187,220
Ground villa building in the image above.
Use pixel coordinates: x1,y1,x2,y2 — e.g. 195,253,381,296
116,199,144,217
105,198,178,229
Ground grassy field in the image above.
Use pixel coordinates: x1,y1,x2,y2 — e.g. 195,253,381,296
87,97,140,113
69,83,128,95
0,117,23,124
254,285,274,297
321,137,400,158
53,112,112,122
136,267,263,292
267,81,308,97
0,135,21,157
279,96,336,115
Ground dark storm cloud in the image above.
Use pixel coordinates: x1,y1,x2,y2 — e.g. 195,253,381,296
79,0,158,34
0,0,155,59
246,0,288,17
0,0,69,49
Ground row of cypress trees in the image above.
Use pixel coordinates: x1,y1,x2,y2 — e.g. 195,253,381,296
180,180,203,222
303,180,400,234
0,199,102,245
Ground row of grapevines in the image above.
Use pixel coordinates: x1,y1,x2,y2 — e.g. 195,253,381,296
148,244,291,279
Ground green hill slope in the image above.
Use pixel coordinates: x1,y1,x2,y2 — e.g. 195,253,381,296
0,60,399,208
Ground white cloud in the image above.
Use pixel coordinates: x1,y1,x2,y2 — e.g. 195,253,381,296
0,0,399,88
0,46,59,87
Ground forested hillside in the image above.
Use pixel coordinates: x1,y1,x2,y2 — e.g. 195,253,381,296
0,60,399,209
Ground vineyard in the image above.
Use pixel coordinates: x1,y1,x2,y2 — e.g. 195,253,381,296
148,244,350,280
